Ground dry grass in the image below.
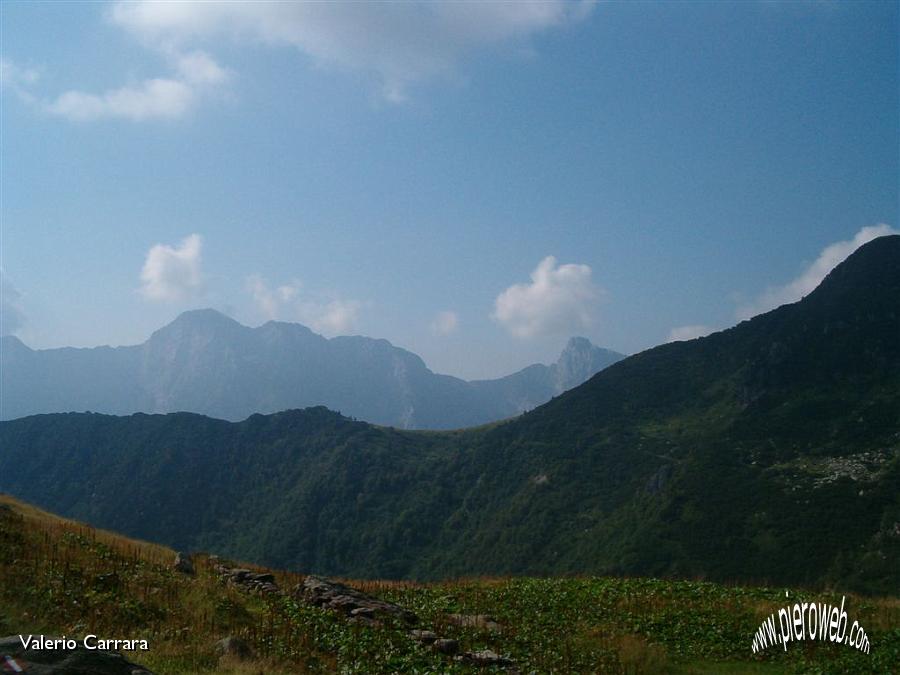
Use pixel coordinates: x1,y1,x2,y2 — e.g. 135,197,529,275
0,493,172,566
0,494,332,674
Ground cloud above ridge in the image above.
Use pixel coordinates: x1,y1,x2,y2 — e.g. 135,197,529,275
667,324,712,343
139,234,204,302
430,310,459,336
737,224,897,320
246,275,362,336
493,256,602,338
0,270,26,336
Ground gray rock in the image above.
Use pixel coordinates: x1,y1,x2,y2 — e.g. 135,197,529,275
246,572,275,584
0,635,155,674
458,649,514,667
214,565,280,594
295,576,417,624
409,629,437,643
446,613,502,632
214,636,254,661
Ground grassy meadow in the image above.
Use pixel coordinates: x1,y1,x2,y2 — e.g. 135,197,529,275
1,494,896,674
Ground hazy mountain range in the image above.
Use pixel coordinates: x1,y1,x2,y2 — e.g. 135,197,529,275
0,312,622,429
3,235,896,593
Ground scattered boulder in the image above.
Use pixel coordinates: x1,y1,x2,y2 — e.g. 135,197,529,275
446,613,502,632
457,648,514,667
214,564,279,594
0,635,155,674
409,629,437,644
214,636,255,661
173,552,194,575
432,638,459,655
295,576,417,624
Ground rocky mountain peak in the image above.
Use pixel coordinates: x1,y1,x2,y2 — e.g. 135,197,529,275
553,337,622,393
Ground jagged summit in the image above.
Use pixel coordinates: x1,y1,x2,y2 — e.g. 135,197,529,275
563,336,593,351
1,308,623,427
553,336,622,393
149,308,245,339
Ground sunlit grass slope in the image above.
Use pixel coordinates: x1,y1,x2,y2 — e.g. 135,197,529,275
1,495,897,674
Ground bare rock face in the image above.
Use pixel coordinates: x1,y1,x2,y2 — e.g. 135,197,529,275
294,576,417,624
0,636,155,675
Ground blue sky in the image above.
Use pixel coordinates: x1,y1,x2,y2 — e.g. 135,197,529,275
1,1,897,379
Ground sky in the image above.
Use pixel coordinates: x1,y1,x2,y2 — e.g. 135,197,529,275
1,1,897,380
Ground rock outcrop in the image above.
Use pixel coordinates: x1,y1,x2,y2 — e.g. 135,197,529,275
213,563,280,595
293,576,417,625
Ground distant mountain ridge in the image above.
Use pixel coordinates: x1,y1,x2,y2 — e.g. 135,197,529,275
2,235,896,593
0,313,623,429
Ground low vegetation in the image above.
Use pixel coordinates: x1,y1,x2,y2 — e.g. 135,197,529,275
2,495,897,674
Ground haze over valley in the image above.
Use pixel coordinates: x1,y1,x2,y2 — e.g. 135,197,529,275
1,312,622,428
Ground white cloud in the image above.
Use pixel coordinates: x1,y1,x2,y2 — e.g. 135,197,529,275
493,256,602,338
0,270,25,336
246,275,361,336
48,78,194,122
737,224,898,320
110,1,594,102
246,275,280,319
431,310,459,336
0,57,40,103
140,234,204,302
0,57,39,87
667,324,712,343
46,49,227,122
313,298,362,335
174,50,228,85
